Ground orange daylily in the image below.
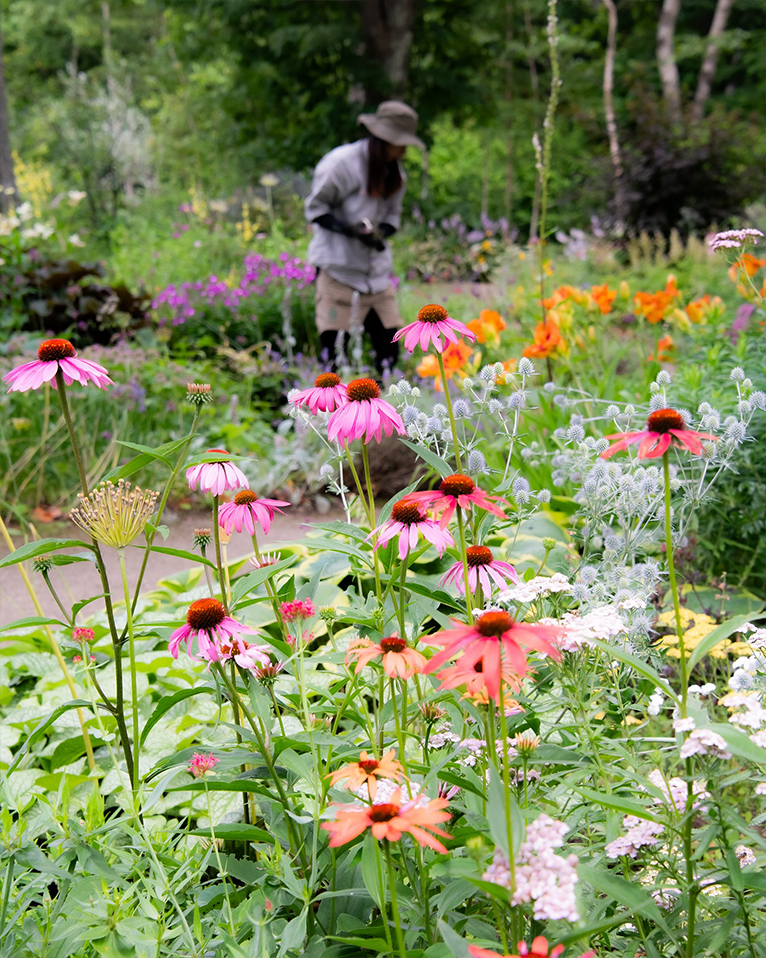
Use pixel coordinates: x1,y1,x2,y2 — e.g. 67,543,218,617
634,276,679,324
591,283,617,314
417,337,473,392
685,294,725,324
523,318,564,358
542,285,577,310
648,335,674,362
467,309,506,344
729,253,766,281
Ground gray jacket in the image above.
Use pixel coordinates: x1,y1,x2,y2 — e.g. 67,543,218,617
305,139,404,294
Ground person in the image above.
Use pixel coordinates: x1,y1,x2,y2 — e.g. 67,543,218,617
304,100,424,375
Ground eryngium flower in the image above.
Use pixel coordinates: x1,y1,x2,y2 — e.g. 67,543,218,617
70,481,159,548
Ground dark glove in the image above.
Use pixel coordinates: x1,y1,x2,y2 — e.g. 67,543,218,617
345,221,386,251
379,222,397,239
313,213,347,234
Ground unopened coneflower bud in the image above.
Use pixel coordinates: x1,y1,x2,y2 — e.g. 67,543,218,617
254,661,284,685
514,729,541,756
249,552,279,569
319,606,339,623
33,555,54,574
186,383,212,405
70,480,159,549
193,528,212,550
419,702,447,724
542,537,556,552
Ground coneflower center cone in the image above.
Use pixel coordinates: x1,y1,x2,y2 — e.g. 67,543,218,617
38,338,76,361
346,378,380,402
417,304,449,324
441,473,475,497
475,611,514,637
391,501,424,525
187,598,226,630
380,636,407,653
368,803,400,822
234,490,258,505
466,545,493,566
646,408,686,433
359,759,380,773
315,372,341,388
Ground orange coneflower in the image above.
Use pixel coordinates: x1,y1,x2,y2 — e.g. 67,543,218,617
345,634,427,679
322,789,451,852
328,749,403,799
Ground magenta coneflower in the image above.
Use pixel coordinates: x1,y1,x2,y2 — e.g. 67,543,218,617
4,338,113,393
601,408,718,460
393,303,476,354
169,598,262,662
423,611,563,701
218,489,290,535
291,372,348,414
326,378,405,445
186,449,249,496
368,500,455,559
405,473,507,529
441,545,519,594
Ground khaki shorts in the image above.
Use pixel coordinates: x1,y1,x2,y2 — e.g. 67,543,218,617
314,271,402,334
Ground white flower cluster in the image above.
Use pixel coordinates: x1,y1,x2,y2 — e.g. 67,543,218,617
679,729,731,761
483,814,580,921
536,605,627,653
497,573,570,605
708,228,763,251
605,815,665,859
427,728,519,769
736,845,757,867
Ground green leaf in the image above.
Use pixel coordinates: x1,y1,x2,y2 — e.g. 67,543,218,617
687,612,763,672
360,832,384,908
190,823,274,843
138,544,217,570
0,539,93,569
7,700,93,774
231,556,297,605
301,537,368,562
140,687,213,745
102,435,192,482
590,638,679,705
578,864,665,924
574,787,660,822
116,439,174,466
435,920,471,958
708,722,766,765
400,439,451,477
1,615,68,631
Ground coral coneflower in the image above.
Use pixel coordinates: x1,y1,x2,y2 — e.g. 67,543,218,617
326,378,405,444
394,303,476,354
601,408,717,460
405,474,507,529
435,656,523,695
4,338,113,393
218,489,290,535
424,611,563,701
346,634,427,679
440,545,519,595
169,598,262,662
186,449,249,496
470,936,595,958
368,499,454,559
291,372,348,414
328,749,404,799
322,789,451,852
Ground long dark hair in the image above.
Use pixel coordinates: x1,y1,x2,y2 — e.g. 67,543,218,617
367,135,403,199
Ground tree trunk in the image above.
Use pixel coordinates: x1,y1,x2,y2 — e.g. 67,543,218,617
0,12,17,213
359,0,417,99
602,0,624,221
692,0,736,122
657,0,683,123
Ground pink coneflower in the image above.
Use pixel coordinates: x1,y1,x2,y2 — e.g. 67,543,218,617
280,599,316,622
368,500,454,559
189,752,219,778
186,449,249,495
169,598,262,662
326,378,405,445
291,372,348,414
424,611,563,701
4,338,113,393
441,545,519,594
601,408,718,460
218,489,290,535
405,473,507,529
393,303,476,353
346,634,427,679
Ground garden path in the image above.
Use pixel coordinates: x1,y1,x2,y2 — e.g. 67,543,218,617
0,505,339,627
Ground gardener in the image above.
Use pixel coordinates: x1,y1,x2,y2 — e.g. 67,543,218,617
305,100,424,375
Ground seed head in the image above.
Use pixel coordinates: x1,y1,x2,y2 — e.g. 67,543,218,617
315,372,341,388
70,480,159,548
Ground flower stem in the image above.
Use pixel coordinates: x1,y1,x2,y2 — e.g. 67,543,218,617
383,841,407,958
373,840,394,952
497,700,516,890
204,779,236,936
663,451,688,713
437,351,463,472
212,495,227,607
456,508,473,618
118,548,140,795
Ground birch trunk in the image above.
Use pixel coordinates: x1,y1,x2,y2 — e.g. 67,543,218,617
657,0,683,123
692,0,736,122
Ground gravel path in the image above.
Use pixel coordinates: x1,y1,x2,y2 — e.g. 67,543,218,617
0,505,338,627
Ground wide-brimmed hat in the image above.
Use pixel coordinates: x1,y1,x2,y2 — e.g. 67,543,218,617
358,101,425,149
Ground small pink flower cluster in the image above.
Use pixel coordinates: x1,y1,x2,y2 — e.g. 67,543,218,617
679,729,731,761
605,815,665,859
189,752,219,778
73,627,95,643
708,228,763,251
484,814,581,922
280,599,316,622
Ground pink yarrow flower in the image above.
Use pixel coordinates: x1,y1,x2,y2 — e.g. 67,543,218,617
291,372,348,414
405,473,507,529
280,599,316,622
218,489,290,535
441,545,519,595
601,408,717,460
393,303,476,353
189,752,219,778
4,338,112,393
327,378,404,445
73,627,95,643
368,499,454,559
169,598,268,669
186,449,249,496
